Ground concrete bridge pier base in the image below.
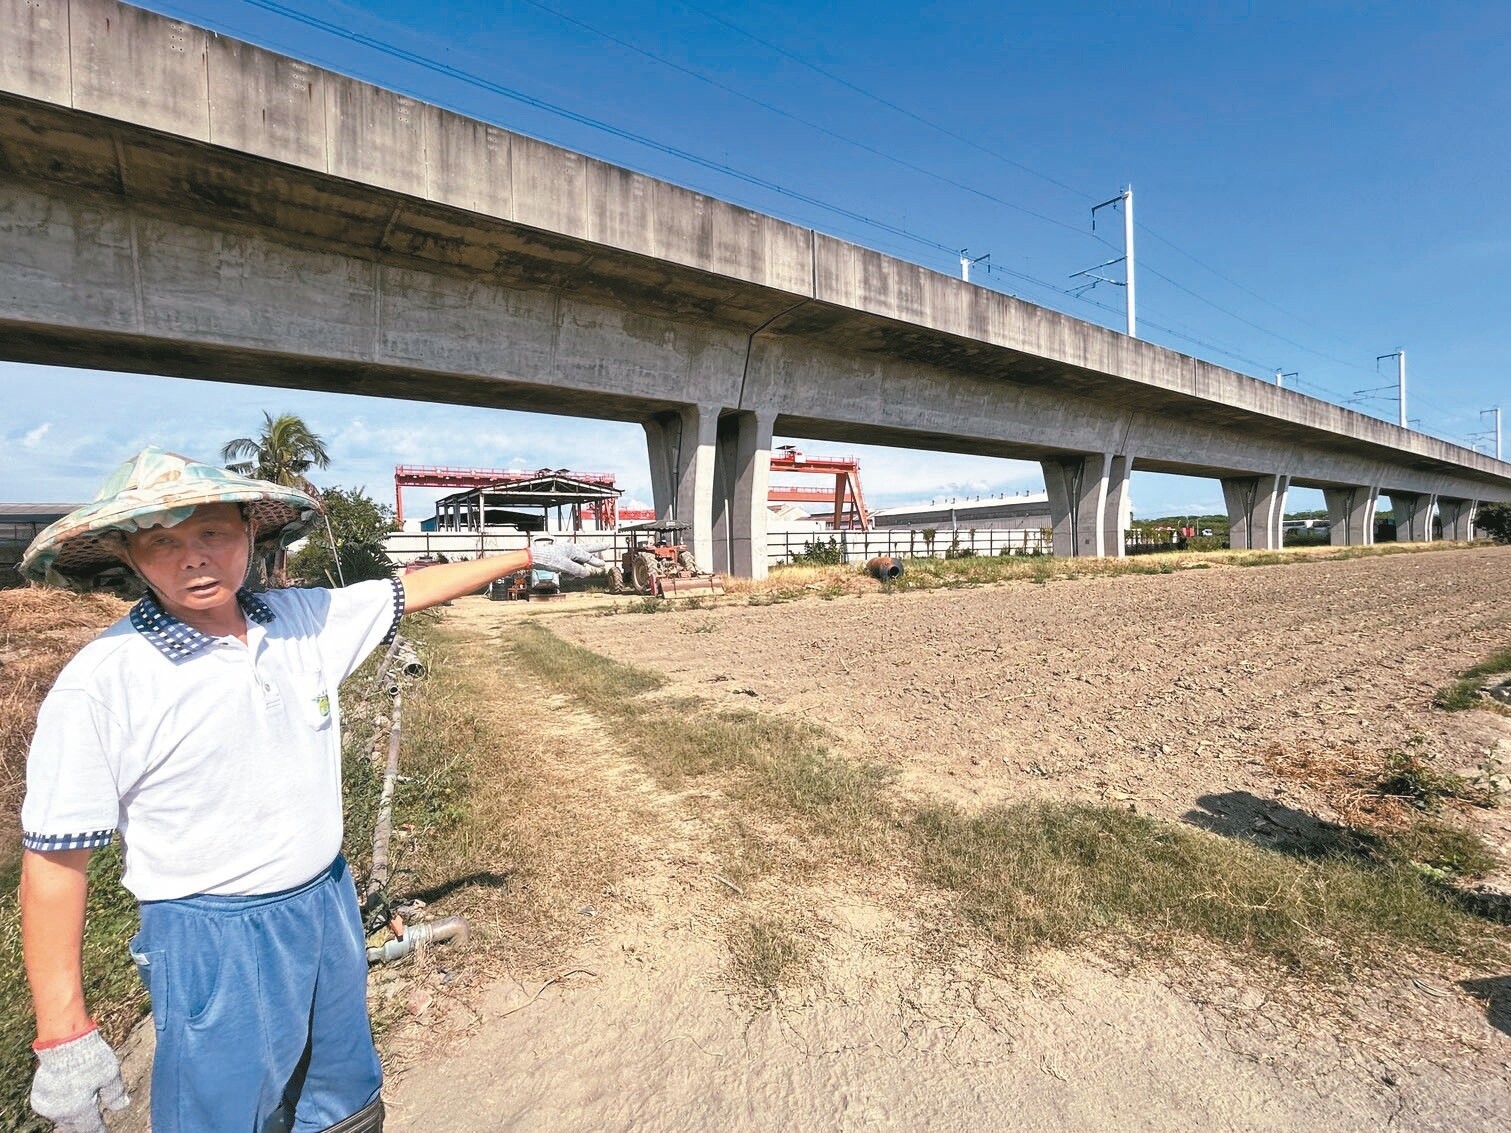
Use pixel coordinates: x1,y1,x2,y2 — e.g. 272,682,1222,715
1041,452,1131,558
1324,486,1378,546
1221,473,1290,550
712,409,775,580
1388,491,1438,543
643,403,719,571
1439,497,1479,541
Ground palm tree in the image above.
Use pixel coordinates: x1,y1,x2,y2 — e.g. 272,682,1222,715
222,413,332,585
221,412,331,493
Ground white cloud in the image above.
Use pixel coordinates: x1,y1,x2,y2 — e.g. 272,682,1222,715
21,423,51,448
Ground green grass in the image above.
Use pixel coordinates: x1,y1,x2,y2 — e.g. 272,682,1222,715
0,845,144,1133
726,915,808,1004
909,802,1498,971
1378,820,1500,882
507,620,1508,980
508,620,890,857
1433,646,1511,711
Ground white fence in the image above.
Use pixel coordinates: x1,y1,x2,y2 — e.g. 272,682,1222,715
387,526,1053,570
766,527,1050,566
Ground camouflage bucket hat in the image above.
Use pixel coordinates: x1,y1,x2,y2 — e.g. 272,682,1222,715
19,446,324,592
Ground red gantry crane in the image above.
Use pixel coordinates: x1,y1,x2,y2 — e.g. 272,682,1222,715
767,446,871,530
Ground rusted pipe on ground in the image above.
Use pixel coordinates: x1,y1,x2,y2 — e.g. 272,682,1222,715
366,916,471,965
866,555,904,581
373,633,405,693
394,641,426,679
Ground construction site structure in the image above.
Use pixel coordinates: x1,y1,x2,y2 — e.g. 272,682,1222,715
767,446,871,530
393,465,619,528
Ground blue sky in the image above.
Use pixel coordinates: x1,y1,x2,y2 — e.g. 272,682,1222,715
5,0,1508,519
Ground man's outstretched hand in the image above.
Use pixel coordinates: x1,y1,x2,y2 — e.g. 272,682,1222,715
532,543,612,577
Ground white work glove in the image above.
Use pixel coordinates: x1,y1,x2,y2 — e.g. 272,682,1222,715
30,1027,129,1133
531,542,611,577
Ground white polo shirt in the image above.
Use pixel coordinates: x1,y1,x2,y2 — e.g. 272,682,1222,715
21,578,404,900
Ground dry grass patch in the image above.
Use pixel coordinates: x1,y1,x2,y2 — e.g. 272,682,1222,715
507,619,1509,983
506,619,894,864
344,618,632,992
720,539,1489,604
725,913,811,1006
909,801,1503,975
0,589,129,855
1263,740,1503,883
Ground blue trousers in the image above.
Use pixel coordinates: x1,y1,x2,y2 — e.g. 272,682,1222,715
131,857,383,1133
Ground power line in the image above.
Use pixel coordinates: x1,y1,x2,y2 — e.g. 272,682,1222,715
1134,224,1377,363
516,0,1100,244
670,0,1393,377
228,0,970,259
184,1,1470,432
672,0,1097,204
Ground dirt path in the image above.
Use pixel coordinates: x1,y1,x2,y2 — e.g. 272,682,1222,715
380,550,1511,1131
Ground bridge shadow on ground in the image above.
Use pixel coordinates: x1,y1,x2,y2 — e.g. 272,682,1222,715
1460,976,1511,1037
1182,790,1357,857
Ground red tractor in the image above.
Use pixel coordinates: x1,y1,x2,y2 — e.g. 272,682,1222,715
608,520,722,598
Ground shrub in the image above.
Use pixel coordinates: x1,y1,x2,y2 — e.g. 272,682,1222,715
1476,502,1511,544
793,537,845,566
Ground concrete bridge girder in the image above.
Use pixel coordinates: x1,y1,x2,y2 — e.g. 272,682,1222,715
3,172,1501,573
5,0,1511,579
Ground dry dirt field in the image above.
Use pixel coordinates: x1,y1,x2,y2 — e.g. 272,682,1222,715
8,549,1510,1131
558,547,1511,868
379,547,1511,1132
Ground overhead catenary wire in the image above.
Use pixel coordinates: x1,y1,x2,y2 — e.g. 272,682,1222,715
221,0,1351,380
517,0,1101,244
178,0,1478,440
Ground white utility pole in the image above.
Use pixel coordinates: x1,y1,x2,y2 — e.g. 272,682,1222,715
1079,185,1137,338
1376,350,1406,427
1123,185,1136,338
1479,406,1502,459
1396,349,1406,427
959,249,989,283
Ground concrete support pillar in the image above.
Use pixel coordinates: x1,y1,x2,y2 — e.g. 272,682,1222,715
1388,491,1437,543
1222,473,1290,550
1041,452,1128,558
1439,497,1479,541
712,409,775,579
1323,486,1377,546
1102,454,1133,560
642,403,719,572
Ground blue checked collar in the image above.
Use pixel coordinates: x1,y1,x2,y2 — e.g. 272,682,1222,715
130,588,276,661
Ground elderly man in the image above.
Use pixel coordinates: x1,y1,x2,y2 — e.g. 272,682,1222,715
18,447,605,1132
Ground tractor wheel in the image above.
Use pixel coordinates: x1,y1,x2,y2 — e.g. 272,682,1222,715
678,550,699,573
632,552,658,594
607,567,625,594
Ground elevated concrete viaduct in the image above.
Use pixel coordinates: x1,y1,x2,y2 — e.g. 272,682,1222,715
4,0,1511,576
